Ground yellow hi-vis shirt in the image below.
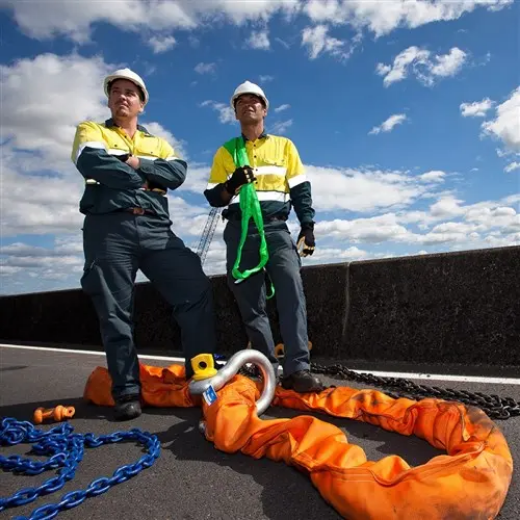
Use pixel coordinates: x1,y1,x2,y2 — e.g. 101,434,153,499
204,133,315,225
71,119,179,167
71,118,187,218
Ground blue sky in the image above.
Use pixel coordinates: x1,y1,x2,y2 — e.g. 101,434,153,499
1,0,519,295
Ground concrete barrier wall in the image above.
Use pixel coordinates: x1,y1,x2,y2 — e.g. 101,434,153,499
1,245,519,365
345,245,520,365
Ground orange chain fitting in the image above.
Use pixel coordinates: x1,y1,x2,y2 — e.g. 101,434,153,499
33,405,76,425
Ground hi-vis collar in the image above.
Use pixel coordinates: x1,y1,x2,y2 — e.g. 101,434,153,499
71,119,178,166
104,118,152,136
241,131,269,141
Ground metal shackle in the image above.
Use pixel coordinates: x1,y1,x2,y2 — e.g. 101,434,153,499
188,349,276,433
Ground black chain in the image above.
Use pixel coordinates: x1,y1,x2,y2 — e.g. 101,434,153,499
310,362,520,420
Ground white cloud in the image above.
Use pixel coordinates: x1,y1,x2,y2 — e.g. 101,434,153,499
318,214,412,244
0,53,111,167
301,246,376,265
5,0,512,47
1,239,83,257
200,238,227,276
481,86,520,152
1,254,82,272
398,194,520,234
148,35,177,53
177,163,212,194
2,0,296,43
465,205,518,229
376,46,429,85
303,0,513,38
1,1,518,295
304,0,339,22
428,47,467,78
301,25,349,60
375,63,392,76
194,62,216,75
505,162,520,173
269,119,293,134
246,30,270,50
275,37,291,49
315,195,519,250
1,159,85,237
3,0,512,66
460,98,495,117
429,195,466,219
305,166,430,213
0,200,217,291
166,198,217,239
274,104,291,113
0,265,24,277
200,100,236,124
142,121,187,159
377,46,468,87
0,52,112,236
0,236,85,288
487,0,515,12
12,0,195,42
0,52,187,238
209,0,299,25
259,75,274,83
418,170,446,183
0,193,215,291
369,113,407,135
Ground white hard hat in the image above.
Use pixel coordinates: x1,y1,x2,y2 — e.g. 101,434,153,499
230,80,269,110
104,68,149,104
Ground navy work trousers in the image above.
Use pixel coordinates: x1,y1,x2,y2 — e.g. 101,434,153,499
80,212,217,399
223,219,310,377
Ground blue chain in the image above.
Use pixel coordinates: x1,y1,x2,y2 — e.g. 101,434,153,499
0,417,161,520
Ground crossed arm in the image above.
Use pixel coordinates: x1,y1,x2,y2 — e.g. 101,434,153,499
71,122,187,191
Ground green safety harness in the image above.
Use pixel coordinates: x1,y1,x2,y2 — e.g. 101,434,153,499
223,136,275,299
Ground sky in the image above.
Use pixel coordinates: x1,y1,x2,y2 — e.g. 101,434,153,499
0,0,519,295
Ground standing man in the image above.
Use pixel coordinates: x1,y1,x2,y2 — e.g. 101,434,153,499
204,81,324,393
71,68,218,420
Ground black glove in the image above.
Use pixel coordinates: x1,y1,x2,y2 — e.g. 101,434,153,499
225,166,256,194
297,223,315,257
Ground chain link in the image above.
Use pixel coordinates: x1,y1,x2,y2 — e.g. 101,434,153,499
310,362,520,420
0,418,161,519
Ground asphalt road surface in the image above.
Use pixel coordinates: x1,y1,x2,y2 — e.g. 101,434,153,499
1,345,519,520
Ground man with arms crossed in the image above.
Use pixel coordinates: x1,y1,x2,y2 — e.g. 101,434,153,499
71,68,218,420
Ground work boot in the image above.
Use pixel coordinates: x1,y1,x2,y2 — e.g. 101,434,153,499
281,370,325,393
113,394,142,421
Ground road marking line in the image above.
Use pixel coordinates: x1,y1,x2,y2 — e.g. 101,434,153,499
0,343,178,361
1,343,520,385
